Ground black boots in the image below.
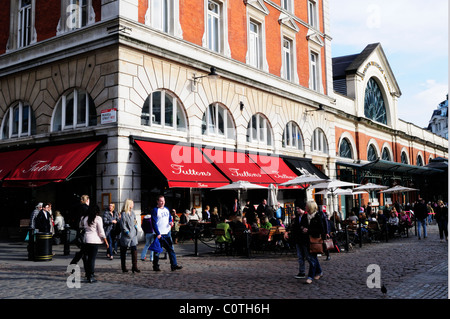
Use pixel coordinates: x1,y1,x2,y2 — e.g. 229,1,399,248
121,248,140,273
131,250,140,273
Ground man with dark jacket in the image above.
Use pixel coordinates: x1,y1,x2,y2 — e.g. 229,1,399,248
292,207,308,279
34,203,52,233
414,198,428,240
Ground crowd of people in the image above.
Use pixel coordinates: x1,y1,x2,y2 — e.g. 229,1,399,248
26,193,447,286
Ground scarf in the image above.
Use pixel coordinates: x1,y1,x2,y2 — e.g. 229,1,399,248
307,211,317,224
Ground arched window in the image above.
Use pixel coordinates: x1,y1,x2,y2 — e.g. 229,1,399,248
364,77,387,125
339,138,353,159
416,155,423,167
367,144,378,161
1,101,36,139
202,103,235,139
282,121,303,150
311,128,328,154
141,90,187,131
401,151,409,164
247,113,272,146
381,147,391,161
52,89,97,131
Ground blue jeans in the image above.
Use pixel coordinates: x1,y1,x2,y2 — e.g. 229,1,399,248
141,233,155,260
295,243,308,274
306,252,322,280
417,219,427,239
153,234,178,268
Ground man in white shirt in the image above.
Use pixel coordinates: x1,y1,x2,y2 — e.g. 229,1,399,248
151,195,182,272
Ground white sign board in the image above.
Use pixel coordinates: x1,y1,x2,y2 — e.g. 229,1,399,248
101,108,117,124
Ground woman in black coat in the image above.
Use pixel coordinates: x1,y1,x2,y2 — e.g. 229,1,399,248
304,200,327,284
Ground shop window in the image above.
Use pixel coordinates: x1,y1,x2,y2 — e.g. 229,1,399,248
311,128,328,154
1,101,36,139
247,113,272,146
367,144,377,161
202,103,235,139
51,89,97,131
339,138,353,159
141,90,187,131
364,77,387,125
282,121,303,150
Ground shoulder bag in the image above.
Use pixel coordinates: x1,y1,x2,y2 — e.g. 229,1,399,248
309,236,324,254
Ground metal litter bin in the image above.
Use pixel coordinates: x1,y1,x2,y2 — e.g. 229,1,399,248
34,232,53,261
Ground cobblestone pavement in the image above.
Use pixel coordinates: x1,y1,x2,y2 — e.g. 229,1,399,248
0,224,447,301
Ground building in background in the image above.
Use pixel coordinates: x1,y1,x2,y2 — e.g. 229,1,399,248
427,95,448,139
0,1,447,236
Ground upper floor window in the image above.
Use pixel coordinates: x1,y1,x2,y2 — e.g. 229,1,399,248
51,89,97,131
416,154,424,166
381,147,391,161
401,151,409,164
247,113,272,146
281,0,293,13
149,0,169,32
311,128,328,154
68,0,89,30
308,0,318,29
57,0,95,34
202,103,235,139
282,37,293,81
248,20,262,69
282,121,303,150
339,138,353,159
18,0,32,48
1,102,36,139
207,0,221,52
141,90,187,131
364,77,387,125
310,51,320,91
367,144,378,161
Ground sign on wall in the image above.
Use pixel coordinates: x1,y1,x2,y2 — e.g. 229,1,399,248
101,108,117,124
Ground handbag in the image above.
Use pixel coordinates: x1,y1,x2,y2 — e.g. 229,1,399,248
323,238,334,251
309,236,324,254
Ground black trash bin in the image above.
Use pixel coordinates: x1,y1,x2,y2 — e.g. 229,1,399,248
34,232,53,261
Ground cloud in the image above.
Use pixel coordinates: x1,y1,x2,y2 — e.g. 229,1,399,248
329,0,448,55
397,80,448,127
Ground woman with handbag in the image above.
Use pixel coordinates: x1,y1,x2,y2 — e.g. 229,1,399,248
305,200,328,284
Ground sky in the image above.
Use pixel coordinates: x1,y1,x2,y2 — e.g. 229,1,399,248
329,0,448,129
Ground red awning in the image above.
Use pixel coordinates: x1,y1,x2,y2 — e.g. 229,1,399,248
4,140,102,184
134,140,230,188
0,149,36,180
247,153,300,188
201,148,277,186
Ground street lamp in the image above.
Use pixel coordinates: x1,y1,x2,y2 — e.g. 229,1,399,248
191,67,219,92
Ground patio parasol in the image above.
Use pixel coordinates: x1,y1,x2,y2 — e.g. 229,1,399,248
310,179,359,190
212,180,269,205
353,183,388,191
380,185,419,194
279,173,327,188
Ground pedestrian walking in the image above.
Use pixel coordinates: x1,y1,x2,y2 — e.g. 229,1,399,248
292,207,308,279
151,195,182,272
140,209,155,261
81,204,109,283
304,200,327,284
70,195,90,268
435,200,448,242
415,198,428,240
103,203,118,260
119,199,140,273
34,203,52,233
